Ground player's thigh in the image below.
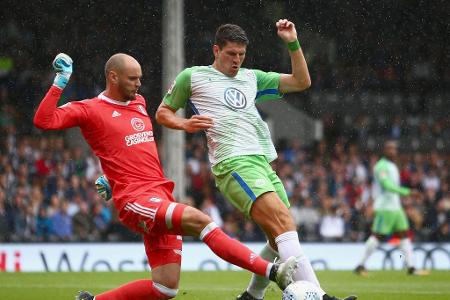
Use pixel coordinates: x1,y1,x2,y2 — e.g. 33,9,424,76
372,210,396,235
269,170,290,209
179,205,213,236
249,161,294,236
213,155,277,218
393,209,410,233
251,191,296,238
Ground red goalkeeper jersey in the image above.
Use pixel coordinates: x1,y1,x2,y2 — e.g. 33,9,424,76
34,86,174,210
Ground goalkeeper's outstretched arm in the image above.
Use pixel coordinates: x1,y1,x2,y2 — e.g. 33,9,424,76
34,53,82,130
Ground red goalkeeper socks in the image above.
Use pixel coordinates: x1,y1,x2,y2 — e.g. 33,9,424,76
95,279,172,300
201,223,271,277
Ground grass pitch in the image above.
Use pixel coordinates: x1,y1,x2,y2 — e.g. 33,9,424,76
0,270,449,299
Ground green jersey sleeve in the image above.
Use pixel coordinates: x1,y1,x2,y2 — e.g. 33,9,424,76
162,68,193,110
253,69,283,103
375,160,410,196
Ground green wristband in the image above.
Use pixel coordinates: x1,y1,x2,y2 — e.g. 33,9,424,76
287,40,301,52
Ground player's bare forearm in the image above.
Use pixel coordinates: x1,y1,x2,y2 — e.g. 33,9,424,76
276,19,311,93
156,103,187,130
156,103,214,133
280,49,311,93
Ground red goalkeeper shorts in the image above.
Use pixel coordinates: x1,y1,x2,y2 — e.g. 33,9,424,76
118,186,186,268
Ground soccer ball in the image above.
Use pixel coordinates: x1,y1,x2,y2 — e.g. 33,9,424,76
282,281,322,300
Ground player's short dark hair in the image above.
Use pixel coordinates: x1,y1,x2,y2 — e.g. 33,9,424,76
215,24,249,48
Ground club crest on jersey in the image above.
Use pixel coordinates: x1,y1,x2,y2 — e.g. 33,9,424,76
131,117,145,132
137,105,148,116
224,87,247,109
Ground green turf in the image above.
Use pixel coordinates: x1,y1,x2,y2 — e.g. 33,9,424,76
0,270,449,299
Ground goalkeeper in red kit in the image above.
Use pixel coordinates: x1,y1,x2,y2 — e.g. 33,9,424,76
34,53,298,300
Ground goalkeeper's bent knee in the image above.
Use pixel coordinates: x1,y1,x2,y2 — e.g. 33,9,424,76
153,282,178,299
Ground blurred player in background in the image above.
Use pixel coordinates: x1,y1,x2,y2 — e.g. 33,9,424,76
33,53,299,300
354,140,429,276
156,19,356,300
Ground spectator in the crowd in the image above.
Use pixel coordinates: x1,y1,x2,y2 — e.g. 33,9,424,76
319,200,346,242
46,194,61,217
36,205,52,241
10,193,27,241
431,222,450,242
222,214,239,239
91,203,109,240
66,175,87,201
422,168,440,192
294,197,321,241
435,197,450,228
29,185,44,216
72,201,92,241
50,200,72,241
201,197,223,228
0,189,9,242
239,221,265,242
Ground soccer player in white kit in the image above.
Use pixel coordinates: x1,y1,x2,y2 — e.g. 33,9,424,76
354,140,429,276
156,19,356,300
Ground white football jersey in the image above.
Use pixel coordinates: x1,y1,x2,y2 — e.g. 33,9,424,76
163,66,283,166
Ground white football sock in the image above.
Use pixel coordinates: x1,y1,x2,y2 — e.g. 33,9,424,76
275,231,325,296
359,235,379,266
400,238,414,268
246,243,278,299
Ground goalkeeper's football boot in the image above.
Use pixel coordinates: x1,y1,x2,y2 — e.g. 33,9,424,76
353,265,368,277
75,290,94,300
407,267,430,276
323,294,358,300
269,256,299,290
236,290,263,300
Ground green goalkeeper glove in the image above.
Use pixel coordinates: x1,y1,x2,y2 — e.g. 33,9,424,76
52,53,73,89
95,175,112,201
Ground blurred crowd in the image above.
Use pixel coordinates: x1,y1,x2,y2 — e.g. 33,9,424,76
1,124,449,243
0,132,122,242
184,135,450,243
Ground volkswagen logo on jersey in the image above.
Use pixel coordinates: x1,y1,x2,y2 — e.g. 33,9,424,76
224,87,247,109
131,117,145,132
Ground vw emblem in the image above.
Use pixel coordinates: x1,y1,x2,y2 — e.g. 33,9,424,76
224,87,247,109
131,117,145,132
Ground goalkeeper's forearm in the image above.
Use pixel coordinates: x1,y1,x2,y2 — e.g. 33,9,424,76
33,86,64,130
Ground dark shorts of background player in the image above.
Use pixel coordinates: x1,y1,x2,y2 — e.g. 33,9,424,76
118,186,186,269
